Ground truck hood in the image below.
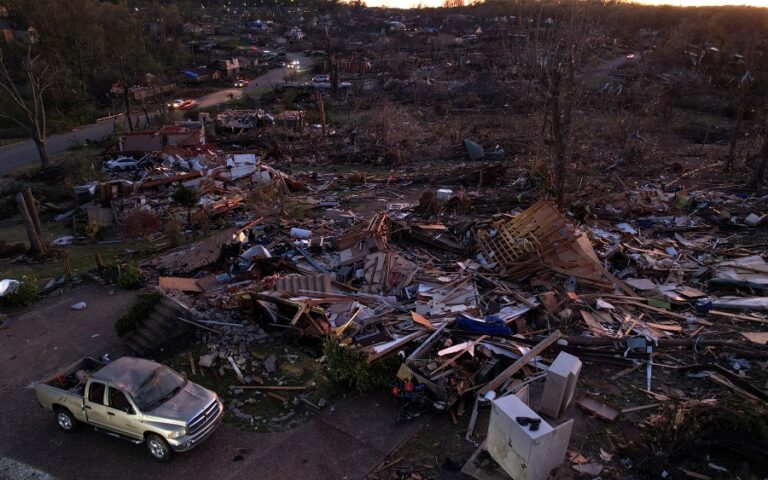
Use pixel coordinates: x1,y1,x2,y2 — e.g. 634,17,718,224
144,381,217,423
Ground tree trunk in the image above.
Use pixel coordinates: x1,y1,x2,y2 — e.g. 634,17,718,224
548,69,567,208
33,136,49,169
123,83,134,132
16,193,45,257
23,187,43,240
749,130,768,190
727,75,750,172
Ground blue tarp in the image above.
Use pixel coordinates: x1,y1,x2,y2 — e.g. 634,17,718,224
183,70,199,79
455,314,511,336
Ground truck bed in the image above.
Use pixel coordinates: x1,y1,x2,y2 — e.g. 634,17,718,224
41,357,104,392
36,357,105,415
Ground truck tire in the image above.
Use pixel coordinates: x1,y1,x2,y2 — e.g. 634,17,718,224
55,408,78,432
145,433,172,462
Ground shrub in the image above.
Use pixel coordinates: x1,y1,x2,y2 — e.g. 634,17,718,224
164,217,181,247
2,275,39,307
84,220,101,241
115,293,162,337
123,209,161,240
323,337,401,394
104,263,144,290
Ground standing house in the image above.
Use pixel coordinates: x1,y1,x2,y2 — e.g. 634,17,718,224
219,58,240,80
288,27,305,40
183,67,222,83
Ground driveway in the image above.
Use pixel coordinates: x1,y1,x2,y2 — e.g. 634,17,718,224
0,283,420,480
0,53,312,176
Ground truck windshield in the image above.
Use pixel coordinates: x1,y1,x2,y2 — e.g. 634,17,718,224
132,366,186,412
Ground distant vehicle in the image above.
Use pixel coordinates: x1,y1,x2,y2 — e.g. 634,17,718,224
626,53,636,59
312,74,330,83
277,61,287,68
104,157,140,171
34,356,223,462
234,79,249,88
167,98,186,109
167,99,196,110
287,59,300,69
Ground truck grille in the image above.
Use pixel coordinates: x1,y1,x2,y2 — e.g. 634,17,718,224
188,400,219,436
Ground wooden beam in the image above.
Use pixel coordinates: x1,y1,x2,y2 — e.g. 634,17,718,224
479,330,562,395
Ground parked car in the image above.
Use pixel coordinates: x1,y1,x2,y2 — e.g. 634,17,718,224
34,356,223,462
312,74,330,83
104,156,140,171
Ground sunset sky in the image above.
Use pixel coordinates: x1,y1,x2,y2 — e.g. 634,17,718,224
362,0,768,9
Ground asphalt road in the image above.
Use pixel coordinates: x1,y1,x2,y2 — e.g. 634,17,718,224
196,53,311,109
0,283,420,480
0,53,311,176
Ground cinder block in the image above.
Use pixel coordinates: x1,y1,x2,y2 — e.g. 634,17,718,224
540,351,582,418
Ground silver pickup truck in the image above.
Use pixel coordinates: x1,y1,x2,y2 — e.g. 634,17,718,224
34,356,223,461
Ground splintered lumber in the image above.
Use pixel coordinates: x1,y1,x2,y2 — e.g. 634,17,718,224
366,330,429,363
478,330,562,395
708,310,768,325
267,392,289,402
411,311,434,330
187,352,196,375
621,403,661,414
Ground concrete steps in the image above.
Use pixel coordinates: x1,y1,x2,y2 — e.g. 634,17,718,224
123,296,192,357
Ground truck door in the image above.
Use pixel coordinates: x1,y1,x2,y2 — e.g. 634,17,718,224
83,381,110,428
106,386,142,439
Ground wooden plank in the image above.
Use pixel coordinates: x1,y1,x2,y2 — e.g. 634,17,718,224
708,310,768,325
411,311,434,330
741,331,768,344
267,392,289,402
366,330,428,363
646,322,684,332
577,396,620,421
159,276,203,292
187,351,196,376
580,310,607,336
621,403,661,414
478,330,562,395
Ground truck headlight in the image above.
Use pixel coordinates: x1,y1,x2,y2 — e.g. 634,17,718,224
167,428,187,439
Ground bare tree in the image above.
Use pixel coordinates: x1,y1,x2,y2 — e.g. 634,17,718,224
748,117,768,190
0,45,59,168
726,70,752,172
527,6,588,208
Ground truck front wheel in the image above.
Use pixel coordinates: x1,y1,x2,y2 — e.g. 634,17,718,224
145,433,172,462
55,408,78,432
